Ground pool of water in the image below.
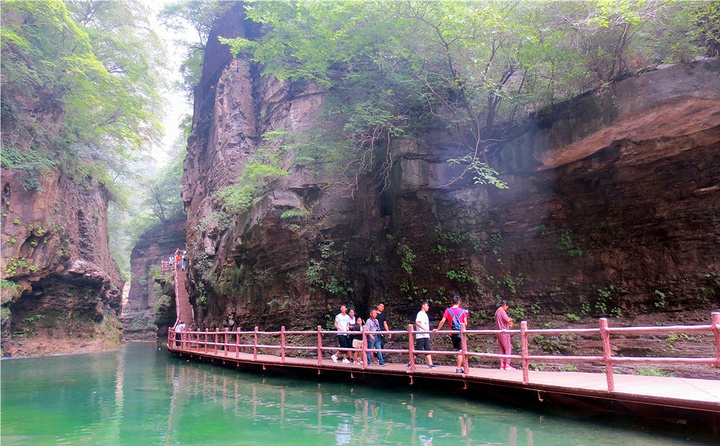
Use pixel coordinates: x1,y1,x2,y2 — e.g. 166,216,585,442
0,343,709,445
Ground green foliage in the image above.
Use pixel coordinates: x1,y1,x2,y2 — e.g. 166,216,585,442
280,210,304,220
1,279,23,302
534,335,562,355
447,155,508,189
211,0,704,194
215,131,296,215
501,272,524,294
700,272,720,303
159,1,236,97
4,258,29,276
594,285,623,317
397,241,416,275
1,0,164,193
508,305,525,321
556,231,583,257
636,366,673,377
141,152,185,224
434,226,481,252
195,211,233,233
566,313,581,323
446,268,479,284
305,239,353,296
653,289,668,308
0,145,55,192
216,163,288,214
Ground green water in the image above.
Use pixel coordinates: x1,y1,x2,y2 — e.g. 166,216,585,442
0,343,707,445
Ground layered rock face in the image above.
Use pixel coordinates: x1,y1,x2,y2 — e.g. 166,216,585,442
122,217,186,341
1,168,124,356
182,8,719,336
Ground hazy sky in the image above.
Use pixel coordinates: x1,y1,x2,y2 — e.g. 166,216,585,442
148,0,196,167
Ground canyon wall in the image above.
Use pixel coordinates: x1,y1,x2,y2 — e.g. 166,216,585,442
181,7,719,333
122,217,186,341
1,168,124,356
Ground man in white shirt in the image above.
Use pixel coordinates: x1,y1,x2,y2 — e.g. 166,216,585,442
332,305,352,363
408,301,437,369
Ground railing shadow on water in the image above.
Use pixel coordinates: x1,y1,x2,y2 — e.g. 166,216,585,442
168,312,720,392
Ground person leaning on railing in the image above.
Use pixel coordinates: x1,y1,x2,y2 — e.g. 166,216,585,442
495,300,516,370
174,321,185,347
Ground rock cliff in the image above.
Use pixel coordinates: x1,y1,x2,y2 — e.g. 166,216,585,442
122,217,186,341
181,8,719,339
1,168,124,356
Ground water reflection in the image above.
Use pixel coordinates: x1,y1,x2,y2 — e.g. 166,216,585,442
0,344,706,446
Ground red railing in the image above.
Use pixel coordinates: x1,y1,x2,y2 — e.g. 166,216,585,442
168,312,720,391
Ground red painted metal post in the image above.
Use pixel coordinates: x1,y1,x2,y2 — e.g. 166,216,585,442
521,321,529,384
236,328,241,359
460,325,468,374
215,328,220,354
317,326,323,366
224,328,229,353
600,318,615,392
281,326,286,363
253,326,259,361
408,324,415,372
361,326,368,368
712,312,720,368
204,329,209,354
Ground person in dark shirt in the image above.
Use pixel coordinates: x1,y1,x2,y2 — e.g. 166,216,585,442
376,302,391,354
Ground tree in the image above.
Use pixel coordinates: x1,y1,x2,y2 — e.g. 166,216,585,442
158,0,235,96
217,0,707,194
1,0,165,197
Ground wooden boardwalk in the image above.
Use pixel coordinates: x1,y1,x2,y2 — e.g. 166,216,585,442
167,344,720,415
166,260,719,432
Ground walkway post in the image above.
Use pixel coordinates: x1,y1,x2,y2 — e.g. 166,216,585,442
281,326,286,363
600,318,615,392
224,328,229,353
712,312,720,368
236,328,241,359
408,324,415,372
253,326,258,361
361,325,368,368
317,326,323,366
461,324,468,374
521,320,529,384
215,328,220,354
204,329,209,354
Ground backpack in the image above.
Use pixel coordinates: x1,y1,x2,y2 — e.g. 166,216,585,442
449,308,466,331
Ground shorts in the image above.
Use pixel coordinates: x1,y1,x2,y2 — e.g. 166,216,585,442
338,335,351,349
415,337,431,351
450,334,462,350
352,339,363,349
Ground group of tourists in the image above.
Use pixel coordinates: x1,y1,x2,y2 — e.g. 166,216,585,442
331,303,392,366
330,296,517,372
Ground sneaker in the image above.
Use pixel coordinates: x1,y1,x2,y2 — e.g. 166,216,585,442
505,365,517,370
456,368,464,374
427,364,438,369
499,365,505,370
342,358,351,364
379,362,388,367
331,354,338,363
406,363,411,368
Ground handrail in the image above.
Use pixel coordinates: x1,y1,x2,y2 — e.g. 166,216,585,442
168,312,720,392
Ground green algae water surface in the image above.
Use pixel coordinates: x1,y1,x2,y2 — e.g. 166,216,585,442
0,343,707,445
